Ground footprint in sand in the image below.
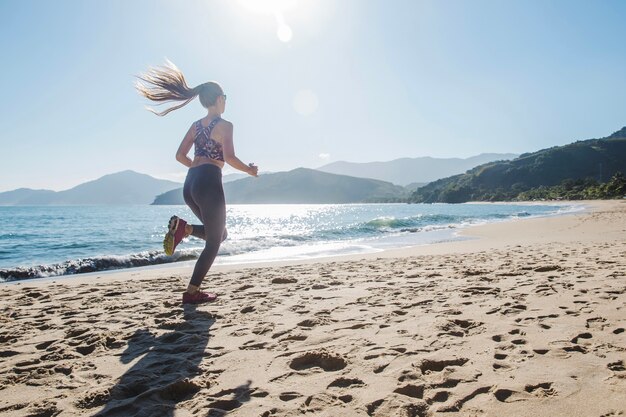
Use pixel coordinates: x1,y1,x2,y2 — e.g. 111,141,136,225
397,369,421,383
607,360,625,372
239,340,269,350
534,283,557,296
418,358,468,374
207,398,242,414
490,333,532,370
493,388,519,402
251,323,274,336
0,349,21,358
366,396,428,417
525,382,557,397
436,385,492,413
271,329,308,343
438,319,484,338
586,317,608,330
204,381,267,416
508,328,526,336
492,362,512,371
289,350,347,372
544,332,589,358
570,332,593,344
297,316,335,328
427,390,450,403
76,389,111,410
327,377,365,389
279,391,302,401
393,384,424,399
24,400,60,417
491,334,506,343
300,392,353,414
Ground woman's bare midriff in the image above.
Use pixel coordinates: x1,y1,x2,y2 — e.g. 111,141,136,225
191,157,224,169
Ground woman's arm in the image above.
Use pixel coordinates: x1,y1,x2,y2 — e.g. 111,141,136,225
175,125,195,168
221,122,258,176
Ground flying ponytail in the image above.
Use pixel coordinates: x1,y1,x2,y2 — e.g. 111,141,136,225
135,60,222,116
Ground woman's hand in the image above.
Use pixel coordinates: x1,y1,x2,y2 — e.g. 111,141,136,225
220,122,259,176
247,163,259,177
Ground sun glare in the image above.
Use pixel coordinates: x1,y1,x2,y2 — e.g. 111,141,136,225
276,23,293,42
275,13,293,42
237,0,298,42
293,89,319,116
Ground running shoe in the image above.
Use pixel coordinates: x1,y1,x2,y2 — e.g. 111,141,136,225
163,216,187,256
182,291,218,305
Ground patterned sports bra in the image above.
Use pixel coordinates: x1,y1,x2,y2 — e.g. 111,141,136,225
194,117,224,161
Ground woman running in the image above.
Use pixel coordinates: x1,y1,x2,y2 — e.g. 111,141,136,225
136,61,258,304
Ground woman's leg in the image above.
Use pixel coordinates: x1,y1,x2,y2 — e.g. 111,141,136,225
188,197,225,288
186,224,227,241
183,175,210,240
183,178,227,241
188,225,227,242
187,167,226,291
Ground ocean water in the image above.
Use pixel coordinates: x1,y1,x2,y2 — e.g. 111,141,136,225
0,203,579,282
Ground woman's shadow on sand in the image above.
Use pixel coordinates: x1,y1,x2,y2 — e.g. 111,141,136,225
93,306,244,417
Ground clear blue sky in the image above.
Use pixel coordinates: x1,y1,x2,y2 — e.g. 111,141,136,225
1,0,625,191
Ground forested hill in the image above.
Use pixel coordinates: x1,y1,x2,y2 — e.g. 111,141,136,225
153,168,408,204
410,127,626,203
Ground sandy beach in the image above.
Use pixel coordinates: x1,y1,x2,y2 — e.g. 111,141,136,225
1,200,624,417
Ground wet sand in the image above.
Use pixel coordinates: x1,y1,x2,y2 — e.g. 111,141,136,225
1,200,624,417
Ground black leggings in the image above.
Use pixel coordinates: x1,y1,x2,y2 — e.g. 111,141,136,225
183,164,226,287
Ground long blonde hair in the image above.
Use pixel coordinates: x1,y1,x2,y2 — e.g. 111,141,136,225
135,60,223,116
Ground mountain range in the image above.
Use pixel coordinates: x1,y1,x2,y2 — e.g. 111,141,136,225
0,171,180,205
153,168,408,204
317,153,518,186
2,133,623,205
1,153,513,205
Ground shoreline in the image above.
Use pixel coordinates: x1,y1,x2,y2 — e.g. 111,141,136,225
1,200,588,286
0,199,624,416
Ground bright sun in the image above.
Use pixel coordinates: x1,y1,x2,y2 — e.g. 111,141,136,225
237,0,297,42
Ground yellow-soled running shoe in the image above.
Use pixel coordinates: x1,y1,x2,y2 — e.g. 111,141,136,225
163,216,187,256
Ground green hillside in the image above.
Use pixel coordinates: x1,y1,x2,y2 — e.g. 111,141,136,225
410,127,626,203
153,168,408,204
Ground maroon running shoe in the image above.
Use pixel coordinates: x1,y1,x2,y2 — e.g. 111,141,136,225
182,291,218,305
163,216,187,256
